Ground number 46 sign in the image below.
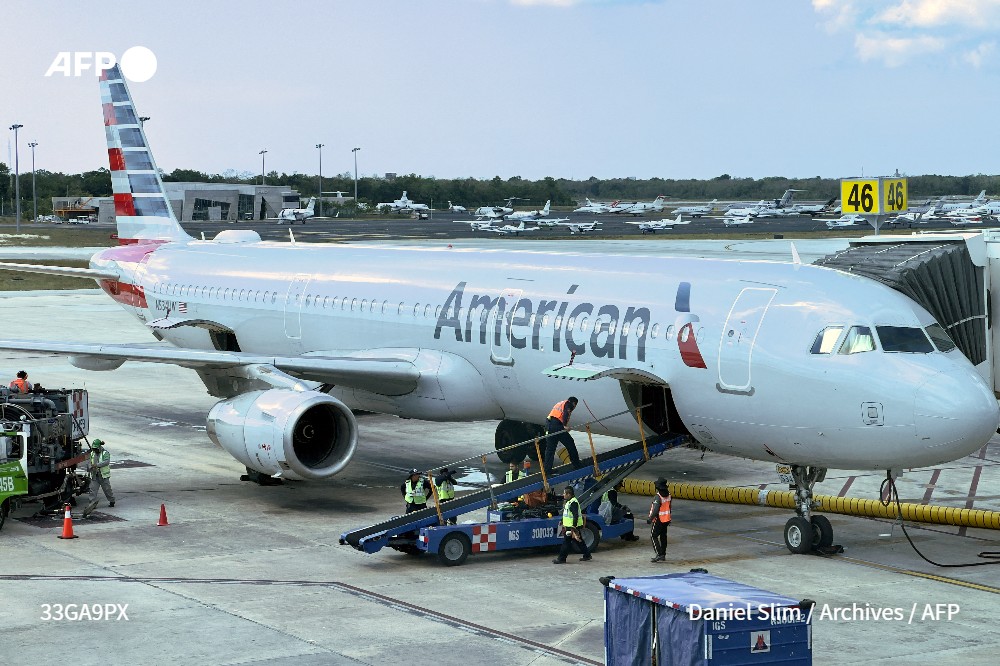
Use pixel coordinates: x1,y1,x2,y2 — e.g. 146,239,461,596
841,177,908,214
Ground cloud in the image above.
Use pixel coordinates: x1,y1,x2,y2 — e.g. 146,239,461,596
814,0,1000,66
855,31,946,67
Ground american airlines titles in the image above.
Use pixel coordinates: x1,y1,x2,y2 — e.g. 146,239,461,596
434,282,650,361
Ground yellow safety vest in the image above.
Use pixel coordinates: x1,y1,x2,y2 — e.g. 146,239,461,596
405,479,428,504
505,469,524,483
436,478,455,501
562,496,583,528
89,449,111,479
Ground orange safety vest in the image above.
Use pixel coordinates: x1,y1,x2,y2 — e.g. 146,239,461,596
657,495,672,524
9,378,30,393
548,400,571,426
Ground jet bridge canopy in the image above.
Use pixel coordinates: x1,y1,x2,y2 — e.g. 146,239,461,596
814,239,987,366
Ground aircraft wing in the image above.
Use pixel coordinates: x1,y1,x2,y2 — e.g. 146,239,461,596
0,339,420,395
0,261,119,280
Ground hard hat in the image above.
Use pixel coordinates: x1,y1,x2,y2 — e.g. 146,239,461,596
91,439,104,448
408,468,420,476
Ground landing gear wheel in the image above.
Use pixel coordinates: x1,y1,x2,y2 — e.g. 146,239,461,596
521,424,546,461
437,532,471,567
784,517,813,554
810,515,834,549
581,521,602,552
495,420,528,464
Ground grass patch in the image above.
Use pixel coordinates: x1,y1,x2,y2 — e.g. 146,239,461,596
0,221,117,247
0,260,98,291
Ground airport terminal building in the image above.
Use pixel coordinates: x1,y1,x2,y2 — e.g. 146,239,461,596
53,184,303,224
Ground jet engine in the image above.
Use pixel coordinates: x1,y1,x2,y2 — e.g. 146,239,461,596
206,389,358,481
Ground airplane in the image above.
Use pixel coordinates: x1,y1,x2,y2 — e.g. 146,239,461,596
573,198,612,214
0,64,996,557
376,191,430,213
939,190,988,212
506,200,551,221
626,214,689,234
535,217,570,227
886,206,936,226
671,200,717,218
824,215,866,229
474,198,519,218
458,220,496,231
560,220,602,234
726,190,798,218
612,195,669,216
721,214,754,226
276,197,316,224
487,221,540,236
447,201,467,213
789,197,837,217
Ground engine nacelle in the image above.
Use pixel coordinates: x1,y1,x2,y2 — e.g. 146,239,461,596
206,389,358,481
69,355,125,371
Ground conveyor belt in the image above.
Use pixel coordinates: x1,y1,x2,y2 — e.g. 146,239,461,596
340,434,685,552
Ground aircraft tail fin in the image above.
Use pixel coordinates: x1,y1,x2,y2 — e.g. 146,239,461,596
306,197,316,212
975,189,987,203
99,65,191,243
541,200,551,215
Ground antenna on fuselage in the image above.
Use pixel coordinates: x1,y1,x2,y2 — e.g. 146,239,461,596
289,228,296,245
790,241,802,266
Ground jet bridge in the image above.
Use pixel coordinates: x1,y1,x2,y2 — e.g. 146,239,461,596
814,231,1000,391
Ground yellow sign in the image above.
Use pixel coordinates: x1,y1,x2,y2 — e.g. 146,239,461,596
840,177,908,214
882,178,907,212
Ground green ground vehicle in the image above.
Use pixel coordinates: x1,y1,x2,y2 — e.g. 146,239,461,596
0,389,91,533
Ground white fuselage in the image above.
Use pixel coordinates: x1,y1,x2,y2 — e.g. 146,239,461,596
92,241,999,472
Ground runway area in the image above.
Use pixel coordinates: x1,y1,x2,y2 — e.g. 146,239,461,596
2,290,1000,665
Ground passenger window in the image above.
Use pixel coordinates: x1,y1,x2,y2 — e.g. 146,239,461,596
925,324,957,352
839,326,876,355
425,304,432,318
648,323,656,338
665,325,674,339
579,317,589,333
877,326,933,353
271,292,277,304
622,322,630,337
435,305,442,318
810,326,843,354
304,295,312,307
351,298,357,311
554,315,562,329
414,303,421,316
361,299,367,311
637,323,646,338
567,317,575,330
398,302,405,315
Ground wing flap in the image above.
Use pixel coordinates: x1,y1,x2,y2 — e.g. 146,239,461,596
0,262,119,280
0,340,419,396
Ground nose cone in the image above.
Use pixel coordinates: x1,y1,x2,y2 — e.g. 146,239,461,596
914,368,999,464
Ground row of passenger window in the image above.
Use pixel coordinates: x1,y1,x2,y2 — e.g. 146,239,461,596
151,283,687,341
810,323,956,355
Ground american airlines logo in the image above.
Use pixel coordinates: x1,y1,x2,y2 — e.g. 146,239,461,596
434,282,651,361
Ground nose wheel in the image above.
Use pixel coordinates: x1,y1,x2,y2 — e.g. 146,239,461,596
782,465,832,554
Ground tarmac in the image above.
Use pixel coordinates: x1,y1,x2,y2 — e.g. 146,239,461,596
2,272,1000,664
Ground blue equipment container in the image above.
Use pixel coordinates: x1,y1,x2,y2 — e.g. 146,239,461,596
603,571,812,665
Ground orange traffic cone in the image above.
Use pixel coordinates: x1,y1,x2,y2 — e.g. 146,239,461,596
157,503,169,526
57,503,78,539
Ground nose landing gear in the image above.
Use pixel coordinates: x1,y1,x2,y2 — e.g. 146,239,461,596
782,465,834,554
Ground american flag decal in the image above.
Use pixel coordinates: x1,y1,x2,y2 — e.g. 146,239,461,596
178,302,187,313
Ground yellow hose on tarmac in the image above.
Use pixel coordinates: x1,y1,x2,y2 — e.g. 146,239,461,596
619,478,1000,530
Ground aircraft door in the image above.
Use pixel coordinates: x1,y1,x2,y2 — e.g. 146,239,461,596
717,287,777,394
489,287,523,366
283,274,310,339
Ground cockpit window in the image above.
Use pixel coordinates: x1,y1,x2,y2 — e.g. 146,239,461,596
839,326,876,354
810,326,843,354
876,326,933,353
925,323,957,353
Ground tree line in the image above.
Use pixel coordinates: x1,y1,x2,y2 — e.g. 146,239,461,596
3,163,1000,216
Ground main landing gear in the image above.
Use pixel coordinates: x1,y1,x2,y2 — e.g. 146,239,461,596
782,465,834,554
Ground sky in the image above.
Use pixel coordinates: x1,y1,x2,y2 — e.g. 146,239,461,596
3,0,999,181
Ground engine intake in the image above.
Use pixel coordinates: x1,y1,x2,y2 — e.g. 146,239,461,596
206,389,358,480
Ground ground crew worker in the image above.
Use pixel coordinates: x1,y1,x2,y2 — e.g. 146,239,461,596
9,370,31,394
400,468,431,514
543,396,581,474
505,460,529,483
434,467,457,525
552,486,592,564
83,439,115,518
601,484,640,541
647,477,672,562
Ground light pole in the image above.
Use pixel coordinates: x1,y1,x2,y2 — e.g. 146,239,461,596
138,116,150,128
10,124,23,232
28,142,38,224
316,143,324,217
259,149,268,185
352,147,360,205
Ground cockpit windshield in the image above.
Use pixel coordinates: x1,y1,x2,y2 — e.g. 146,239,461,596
839,326,876,354
810,326,843,354
925,323,957,353
876,326,933,353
